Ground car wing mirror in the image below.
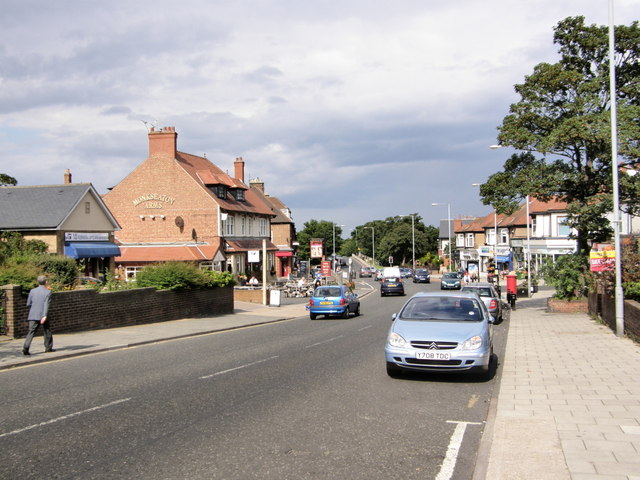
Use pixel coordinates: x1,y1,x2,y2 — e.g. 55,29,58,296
391,313,397,322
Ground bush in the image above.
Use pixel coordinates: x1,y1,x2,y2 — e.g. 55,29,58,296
201,270,236,288
623,282,640,302
135,262,211,290
35,255,78,290
541,254,589,299
0,262,40,293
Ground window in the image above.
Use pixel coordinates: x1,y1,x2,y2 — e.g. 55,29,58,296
125,266,143,281
457,234,465,247
240,216,246,236
531,216,537,236
259,218,268,236
465,233,474,247
232,189,245,201
210,185,227,199
499,228,508,245
85,201,91,214
224,215,235,236
557,216,571,237
487,229,496,246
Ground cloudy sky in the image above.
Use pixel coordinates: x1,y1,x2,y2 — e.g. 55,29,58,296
1,0,638,235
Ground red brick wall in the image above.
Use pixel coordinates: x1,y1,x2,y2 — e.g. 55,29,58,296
2,284,233,338
547,298,589,313
102,155,220,245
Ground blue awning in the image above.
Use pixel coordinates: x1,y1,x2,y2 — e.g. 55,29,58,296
496,255,511,263
64,242,121,259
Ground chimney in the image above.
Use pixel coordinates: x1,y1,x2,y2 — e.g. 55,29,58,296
148,126,177,158
64,169,72,184
250,177,265,193
234,157,245,182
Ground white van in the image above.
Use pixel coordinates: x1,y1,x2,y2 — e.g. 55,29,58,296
382,267,401,279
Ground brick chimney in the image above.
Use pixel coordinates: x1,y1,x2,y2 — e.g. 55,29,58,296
234,157,245,182
250,177,264,193
148,126,177,158
64,169,72,184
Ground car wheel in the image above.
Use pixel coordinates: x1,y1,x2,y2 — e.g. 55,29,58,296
354,305,360,317
341,308,349,319
386,362,402,378
310,313,317,320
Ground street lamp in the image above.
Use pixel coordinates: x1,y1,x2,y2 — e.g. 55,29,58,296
332,223,345,269
431,203,452,271
365,226,375,265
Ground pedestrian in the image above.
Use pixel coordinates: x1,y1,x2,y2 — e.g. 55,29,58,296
22,275,54,355
249,275,259,286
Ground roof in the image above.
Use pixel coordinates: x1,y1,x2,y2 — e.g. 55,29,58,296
176,152,274,217
115,244,221,263
0,183,120,230
250,188,294,225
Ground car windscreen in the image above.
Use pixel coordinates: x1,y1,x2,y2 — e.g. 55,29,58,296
399,297,482,321
314,287,342,297
384,277,400,283
461,287,493,297
443,273,458,279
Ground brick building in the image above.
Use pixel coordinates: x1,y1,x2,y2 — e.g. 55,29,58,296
102,127,279,280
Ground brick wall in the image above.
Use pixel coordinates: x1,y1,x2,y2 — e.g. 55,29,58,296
547,298,589,313
588,291,640,340
1,284,233,338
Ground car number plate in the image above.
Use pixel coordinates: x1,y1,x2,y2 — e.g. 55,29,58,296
415,351,451,360
320,301,333,305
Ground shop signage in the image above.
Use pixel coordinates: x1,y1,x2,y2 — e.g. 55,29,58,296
64,232,109,241
310,240,323,258
132,193,176,209
590,250,615,272
248,250,260,263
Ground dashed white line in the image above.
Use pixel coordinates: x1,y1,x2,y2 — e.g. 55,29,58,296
357,325,373,331
435,420,482,480
304,335,344,349
200,355,279,379
0,398,132,439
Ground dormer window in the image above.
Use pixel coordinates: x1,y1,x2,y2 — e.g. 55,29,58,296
231,189,245,202
210,185,227,199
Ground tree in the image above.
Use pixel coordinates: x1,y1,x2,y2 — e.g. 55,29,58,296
0,174,17,186
296,220,344,262
481,16,640,255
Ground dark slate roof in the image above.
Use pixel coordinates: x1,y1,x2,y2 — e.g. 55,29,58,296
0,183,97,230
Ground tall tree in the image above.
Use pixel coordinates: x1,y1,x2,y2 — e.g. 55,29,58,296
480,16,640,254
296,220,344,262
0,173,17,186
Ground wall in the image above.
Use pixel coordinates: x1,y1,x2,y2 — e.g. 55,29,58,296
588,292,640,340
1,285,233,338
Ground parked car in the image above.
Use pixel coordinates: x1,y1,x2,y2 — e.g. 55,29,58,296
307,285,360,319
385,291,495,379
413,268,431,283
381,276,405,296
461,283,504,323
440,272,462,290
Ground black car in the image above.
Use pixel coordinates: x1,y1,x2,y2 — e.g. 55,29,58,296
381,277,405,296
413,268,431,283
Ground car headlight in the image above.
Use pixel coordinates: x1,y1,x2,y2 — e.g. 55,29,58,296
460,335,483,350
388,332,408,348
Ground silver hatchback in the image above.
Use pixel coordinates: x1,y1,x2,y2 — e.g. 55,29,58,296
461,283,504,323
385,292,495,380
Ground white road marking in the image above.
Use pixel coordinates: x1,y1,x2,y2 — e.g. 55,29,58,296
0,398,132,439
200,355,279,379
304,335,344,348
435,420,482,480
357,325,373,331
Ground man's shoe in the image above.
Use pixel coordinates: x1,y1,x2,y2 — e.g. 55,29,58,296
22,349,30,356
44,349,56,353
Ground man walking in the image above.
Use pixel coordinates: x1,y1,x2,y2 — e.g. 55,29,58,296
23,275,54,355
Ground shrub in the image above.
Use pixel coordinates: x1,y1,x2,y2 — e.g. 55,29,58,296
201,270,236,288
623,282,640,302
34,255,78,290
541,254,589,299
135,262,210,290
0,262,40,293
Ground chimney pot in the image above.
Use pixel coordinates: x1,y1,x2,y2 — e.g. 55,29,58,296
148,126,178,158
234,156,245,183
64,169,72,184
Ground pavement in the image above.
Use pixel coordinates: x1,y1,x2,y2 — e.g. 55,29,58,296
2,280,639,480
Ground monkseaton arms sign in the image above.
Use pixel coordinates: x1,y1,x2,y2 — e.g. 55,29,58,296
132,193,176,209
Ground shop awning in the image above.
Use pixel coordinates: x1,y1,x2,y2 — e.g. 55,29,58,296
275,251,293,257
65,242,121,259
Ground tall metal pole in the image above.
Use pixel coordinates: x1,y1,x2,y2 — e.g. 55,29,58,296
609,0,624,336
366,226,375,265
494,211,499,289
447,204,452,272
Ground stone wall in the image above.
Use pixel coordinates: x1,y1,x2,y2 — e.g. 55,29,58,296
1,285,233,338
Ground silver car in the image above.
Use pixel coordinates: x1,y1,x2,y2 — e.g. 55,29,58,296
385,292,495,380
461,283,504,323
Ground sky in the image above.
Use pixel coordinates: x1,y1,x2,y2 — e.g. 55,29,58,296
1,0,638,237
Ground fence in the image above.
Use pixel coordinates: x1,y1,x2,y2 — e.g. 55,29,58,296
588,291,640,340
0,284,233,338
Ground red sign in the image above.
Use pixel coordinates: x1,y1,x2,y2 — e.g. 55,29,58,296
590,251,615,272
321,261,331,277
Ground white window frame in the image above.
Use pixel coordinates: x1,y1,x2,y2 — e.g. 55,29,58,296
557,216,571,237
259,218,268,237
499,228,508,245
465,233,474,247
125,266,143,282
456,234,465,247
224,215,235,236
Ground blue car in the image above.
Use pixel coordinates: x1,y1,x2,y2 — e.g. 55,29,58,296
385,292,495,380
307,285,360,319
440,271,461,290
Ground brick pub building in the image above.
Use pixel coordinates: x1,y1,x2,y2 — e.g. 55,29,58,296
103,127,280,280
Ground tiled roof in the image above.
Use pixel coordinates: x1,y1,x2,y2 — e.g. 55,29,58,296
0,183,118,230
115,244,220,262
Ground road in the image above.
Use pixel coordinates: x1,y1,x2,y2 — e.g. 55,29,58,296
0,277,508,479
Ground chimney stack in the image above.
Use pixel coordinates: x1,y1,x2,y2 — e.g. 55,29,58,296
234,157,245,183
64,169,72,184
148,126,177,159
250,177,265,193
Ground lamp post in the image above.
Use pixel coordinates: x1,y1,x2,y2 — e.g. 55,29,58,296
365,226,375,265
332,223,345,270
525,194,532,298
431,203,452,271
400,214,416,271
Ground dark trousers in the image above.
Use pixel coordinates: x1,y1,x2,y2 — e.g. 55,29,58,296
23,320,53,352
